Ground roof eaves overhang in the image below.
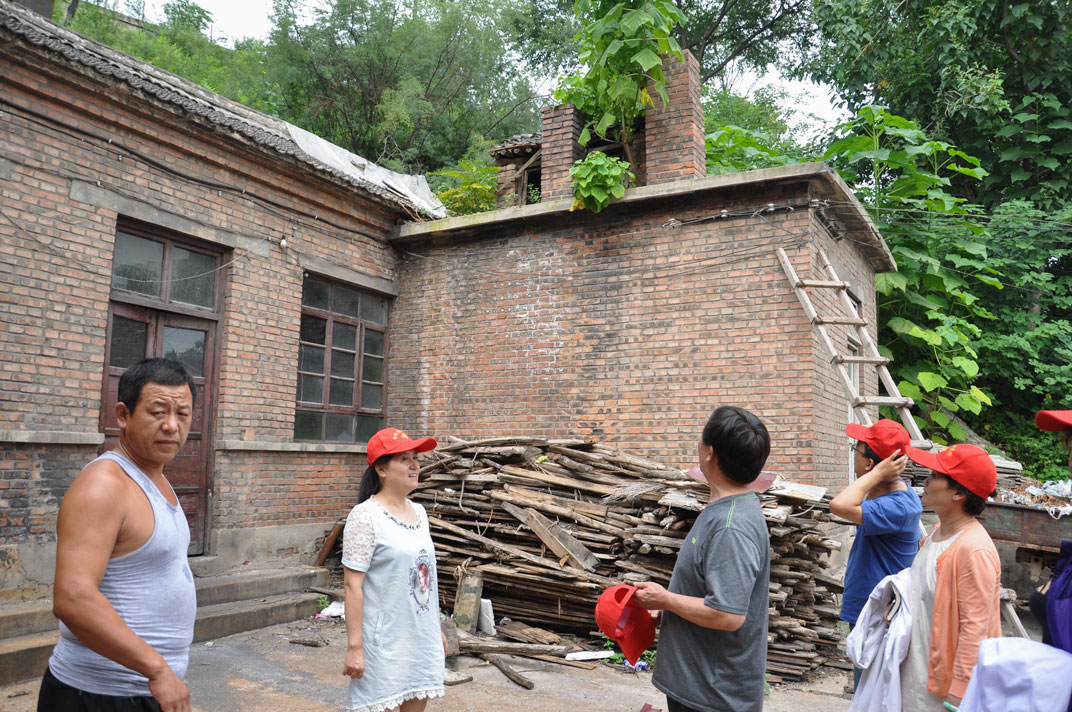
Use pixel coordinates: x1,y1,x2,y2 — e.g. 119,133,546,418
391,162,898,274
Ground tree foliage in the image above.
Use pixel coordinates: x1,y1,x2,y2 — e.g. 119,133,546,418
810,0,1072,466
267,0,540,174
810,0,1072,211
822,107,996,444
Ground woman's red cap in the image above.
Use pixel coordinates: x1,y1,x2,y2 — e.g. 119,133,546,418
366,427,437,464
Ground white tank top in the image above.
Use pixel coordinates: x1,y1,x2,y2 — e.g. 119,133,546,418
48,451,197,696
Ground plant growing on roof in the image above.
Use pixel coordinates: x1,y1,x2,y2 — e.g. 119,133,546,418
555,0,685,211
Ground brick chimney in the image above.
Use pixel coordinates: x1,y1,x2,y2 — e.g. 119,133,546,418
644,50,706,185
539,105,586,202
492,49,706,205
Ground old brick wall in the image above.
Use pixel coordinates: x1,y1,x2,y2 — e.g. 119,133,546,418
389,180,875,487
0,37,400,580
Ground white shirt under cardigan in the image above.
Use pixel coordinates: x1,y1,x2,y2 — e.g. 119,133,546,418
341,498,445,712
847,567,913,712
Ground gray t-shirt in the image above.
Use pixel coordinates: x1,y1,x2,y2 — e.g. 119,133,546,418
652,492,771,712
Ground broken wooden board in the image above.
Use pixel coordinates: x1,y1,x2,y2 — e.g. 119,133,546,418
500,501,600,572
480,654,534,689
452,574,483,634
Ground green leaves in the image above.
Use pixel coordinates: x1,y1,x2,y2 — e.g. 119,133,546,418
555,0,685,148
570,151,635,212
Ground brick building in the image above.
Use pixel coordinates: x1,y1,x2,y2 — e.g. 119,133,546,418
0,0,894,598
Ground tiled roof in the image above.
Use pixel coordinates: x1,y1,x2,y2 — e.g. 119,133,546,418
0,0,433,215
489,132,542,159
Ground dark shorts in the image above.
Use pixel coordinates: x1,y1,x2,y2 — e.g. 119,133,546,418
37,666,162,712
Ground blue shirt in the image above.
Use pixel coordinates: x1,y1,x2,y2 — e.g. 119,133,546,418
840,487,922,625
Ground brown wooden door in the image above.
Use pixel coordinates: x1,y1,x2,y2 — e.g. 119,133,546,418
101,303,215,555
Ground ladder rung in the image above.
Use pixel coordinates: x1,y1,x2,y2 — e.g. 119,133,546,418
814,317,867,326
798,279,849,289
855,396,914,407
835,356,890,365
910,439,934,450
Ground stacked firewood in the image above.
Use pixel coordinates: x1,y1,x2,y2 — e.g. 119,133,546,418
409,436,847,683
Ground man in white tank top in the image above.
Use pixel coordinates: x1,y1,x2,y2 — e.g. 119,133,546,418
38,358,198,712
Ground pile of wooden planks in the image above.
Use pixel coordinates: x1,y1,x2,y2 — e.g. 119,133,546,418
412,436,847,683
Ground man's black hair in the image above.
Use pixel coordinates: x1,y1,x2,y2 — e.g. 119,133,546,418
937,474,988,516
118,358,196,412
858,442,882,465
701,406,771,484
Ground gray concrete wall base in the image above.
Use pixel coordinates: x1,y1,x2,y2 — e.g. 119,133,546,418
191,523,329,577
0,543,56,601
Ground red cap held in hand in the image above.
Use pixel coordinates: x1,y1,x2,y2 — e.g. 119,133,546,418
846,419,911,460
595,584,656,665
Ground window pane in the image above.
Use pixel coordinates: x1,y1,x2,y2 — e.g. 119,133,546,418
170,248,215,309
162,327,205,378
302,278,329,310
300,344,325,374
112,232,163,298
109,316,148,368
294,410,323,440
300,314,326,345
325,414,355,442
331,350,355,377
364,329,384,357
356,416,383,444
329,378,354,406
298,374,323,403
363,355,383,383
361,384,382,410
334,285,361,319
361,294,388,325
332,322,356,351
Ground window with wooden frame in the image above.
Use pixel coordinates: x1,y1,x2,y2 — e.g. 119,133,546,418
295,276,388,443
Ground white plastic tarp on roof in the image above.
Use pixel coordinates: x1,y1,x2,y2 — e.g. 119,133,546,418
286,123,446,219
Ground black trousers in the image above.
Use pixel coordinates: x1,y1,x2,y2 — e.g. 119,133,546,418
37,667,162,712
666,697,704,712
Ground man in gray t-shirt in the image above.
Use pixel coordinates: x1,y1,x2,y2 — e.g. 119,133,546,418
634,406,772,712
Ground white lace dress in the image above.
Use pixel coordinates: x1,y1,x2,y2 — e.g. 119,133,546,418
341,498,445,712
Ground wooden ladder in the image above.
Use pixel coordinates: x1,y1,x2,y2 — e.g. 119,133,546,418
776,247,932,451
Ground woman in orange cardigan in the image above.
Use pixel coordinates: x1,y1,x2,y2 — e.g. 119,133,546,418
900,443,1002,711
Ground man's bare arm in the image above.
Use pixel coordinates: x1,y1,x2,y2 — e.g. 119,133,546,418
52,461,190,712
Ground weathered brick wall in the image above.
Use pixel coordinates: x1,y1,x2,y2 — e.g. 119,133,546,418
0,39,399,566
388,180,876,487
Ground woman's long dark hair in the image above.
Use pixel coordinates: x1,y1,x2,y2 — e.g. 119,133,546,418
358,455,392,503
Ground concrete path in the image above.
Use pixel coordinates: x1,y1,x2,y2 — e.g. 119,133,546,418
1,616,852,712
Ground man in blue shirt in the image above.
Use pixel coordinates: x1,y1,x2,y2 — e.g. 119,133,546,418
830,419,921,691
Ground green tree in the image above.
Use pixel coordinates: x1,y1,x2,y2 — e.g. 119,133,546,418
810,0,1072,211
267,0,540,174
822,107,995,444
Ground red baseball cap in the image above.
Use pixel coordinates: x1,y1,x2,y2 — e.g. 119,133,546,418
1036,410,1072,432
846,419,911,460
594,584,656,665
905,443,997,499
366,427,437,465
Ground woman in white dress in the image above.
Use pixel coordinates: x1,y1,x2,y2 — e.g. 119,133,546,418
341,428,445,712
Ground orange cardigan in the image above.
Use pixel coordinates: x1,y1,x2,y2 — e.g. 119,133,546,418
925,519,1002,699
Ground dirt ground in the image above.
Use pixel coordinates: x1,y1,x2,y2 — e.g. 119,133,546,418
2,617,854,712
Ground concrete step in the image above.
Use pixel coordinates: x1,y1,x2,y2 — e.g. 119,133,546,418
194,591,324,642
194,566,328,607
0,630,59,689
0,567,330,686
0,599,55,638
